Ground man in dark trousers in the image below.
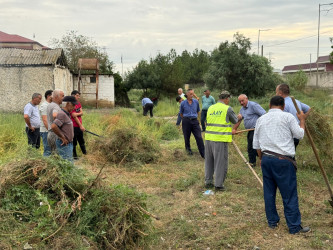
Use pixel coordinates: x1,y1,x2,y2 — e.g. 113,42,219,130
232,94,266,167
142,97,154,117
24,93,42,149
70,90,87,160
253,96,310,234
180,89,205,158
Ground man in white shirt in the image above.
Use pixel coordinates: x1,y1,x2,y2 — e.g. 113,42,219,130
24,93,42,149
39,90,53,156
253,96,310,234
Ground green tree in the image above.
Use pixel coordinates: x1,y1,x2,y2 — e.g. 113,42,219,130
204,33,279,97
286,69,308,91
49,30,113,74
113,72,130,107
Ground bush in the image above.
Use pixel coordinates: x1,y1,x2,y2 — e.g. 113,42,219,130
159,122,180,140
286,70,308,91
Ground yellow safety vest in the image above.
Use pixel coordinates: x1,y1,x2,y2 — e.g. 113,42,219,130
205,102,232,142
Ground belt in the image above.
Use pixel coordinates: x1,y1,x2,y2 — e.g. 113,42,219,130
184,117,197,120
262,150,297,170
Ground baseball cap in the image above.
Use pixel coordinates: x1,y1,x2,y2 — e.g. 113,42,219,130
63,96,78,105
219,90,231,99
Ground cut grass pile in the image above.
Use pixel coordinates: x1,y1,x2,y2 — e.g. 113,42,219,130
87,109,180,166
0,154,151,249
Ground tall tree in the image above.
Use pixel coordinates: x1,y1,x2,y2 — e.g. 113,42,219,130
204,33,279,97
49,31,113,74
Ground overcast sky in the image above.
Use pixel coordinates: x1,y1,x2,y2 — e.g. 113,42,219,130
1,0,333,74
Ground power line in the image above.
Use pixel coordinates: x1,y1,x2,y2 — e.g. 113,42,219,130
265,30,332,47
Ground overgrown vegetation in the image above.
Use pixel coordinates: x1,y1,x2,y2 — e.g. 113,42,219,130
0,154,151,248
285,69,308,91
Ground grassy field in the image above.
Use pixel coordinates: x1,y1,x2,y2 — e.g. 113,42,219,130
0,89,333,249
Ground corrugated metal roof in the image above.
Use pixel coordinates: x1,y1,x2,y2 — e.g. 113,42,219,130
0,48,67,66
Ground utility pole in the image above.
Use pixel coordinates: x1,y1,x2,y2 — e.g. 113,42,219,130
258,29,271,55
310,54,312,75
316,3,333,87
121,54,123,79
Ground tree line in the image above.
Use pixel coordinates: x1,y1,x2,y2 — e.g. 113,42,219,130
51,31,283,104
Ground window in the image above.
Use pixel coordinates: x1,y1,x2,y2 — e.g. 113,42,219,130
90,77,96,83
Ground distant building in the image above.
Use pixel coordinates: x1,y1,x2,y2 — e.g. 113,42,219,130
0,31,49,50
0,48,72,112
282,55,333,89
282,55,333,74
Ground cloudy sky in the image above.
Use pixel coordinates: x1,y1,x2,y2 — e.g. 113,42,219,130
1,0,333,74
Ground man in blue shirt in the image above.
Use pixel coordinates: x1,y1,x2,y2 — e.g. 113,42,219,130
232,94,266,167
276,84,311,149
180,89,205,158
201,89,216,132
142,97,154,117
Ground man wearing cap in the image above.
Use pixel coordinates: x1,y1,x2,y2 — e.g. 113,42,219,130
51,96,77,162
232,94,266,167
24,93,42,149
201,89,216,132
204,91,238,191
180,89,205,158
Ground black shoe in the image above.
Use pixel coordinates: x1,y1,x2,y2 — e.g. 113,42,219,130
294,226,311,234
269,224,278,229
215,186,225,192
249,163,256,168
187,149,193,155
205,183,214,189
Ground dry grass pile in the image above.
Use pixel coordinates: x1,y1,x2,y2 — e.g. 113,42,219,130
305,108,333,167
0,155,151,248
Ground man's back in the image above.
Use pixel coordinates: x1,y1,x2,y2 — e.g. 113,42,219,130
253,109,304,157
47,102,61,130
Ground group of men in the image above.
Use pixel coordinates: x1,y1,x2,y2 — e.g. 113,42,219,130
23,89,87,162
176,84,311,234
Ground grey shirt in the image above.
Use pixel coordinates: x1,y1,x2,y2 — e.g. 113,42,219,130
47,102,61,131
220,101,238,124
24,102,40,128
39,101,49,132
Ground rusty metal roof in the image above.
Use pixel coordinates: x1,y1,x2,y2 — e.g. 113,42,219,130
0,48,67,66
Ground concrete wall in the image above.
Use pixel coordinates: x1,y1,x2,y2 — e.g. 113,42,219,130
307,72,333,89
0,66,54,112
0,65,73,112
53,66,73,95
73,74,115,107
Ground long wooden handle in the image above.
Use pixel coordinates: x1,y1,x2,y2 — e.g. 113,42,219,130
291,96,333,200
235,128,255,134
232,141,263,188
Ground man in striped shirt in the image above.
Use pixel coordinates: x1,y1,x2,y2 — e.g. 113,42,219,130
253,96,310,234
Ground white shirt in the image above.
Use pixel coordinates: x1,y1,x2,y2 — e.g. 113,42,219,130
39,101,49,132
253,109,304,157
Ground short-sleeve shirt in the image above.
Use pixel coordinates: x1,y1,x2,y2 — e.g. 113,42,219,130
39,101,49,132
284,96,310,123
53,109,74,142
201,95,216,111
142,98,153,106
180,99,200,118
47,102,61,131
70,102,82,127
24,102,40,128
239,101,266,129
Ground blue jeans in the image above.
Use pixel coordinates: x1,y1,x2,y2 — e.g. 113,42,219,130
40,132,51,157
56,138,73,163
176,113,182,126
261,155,302,234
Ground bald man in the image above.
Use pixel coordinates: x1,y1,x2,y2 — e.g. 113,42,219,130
232,94,266,167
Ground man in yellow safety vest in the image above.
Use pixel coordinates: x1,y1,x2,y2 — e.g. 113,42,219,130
205,90,238,191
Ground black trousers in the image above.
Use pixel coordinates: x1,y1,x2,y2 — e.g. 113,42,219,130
182,117,205,158
143,103,154,117
73,127,87,158
294,138,300,149
247,130,257,164
200,110,207,131
26,127,40,149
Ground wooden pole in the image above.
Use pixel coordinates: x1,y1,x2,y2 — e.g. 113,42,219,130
291,96,333,207
232,141,263,188
234,128,255,134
